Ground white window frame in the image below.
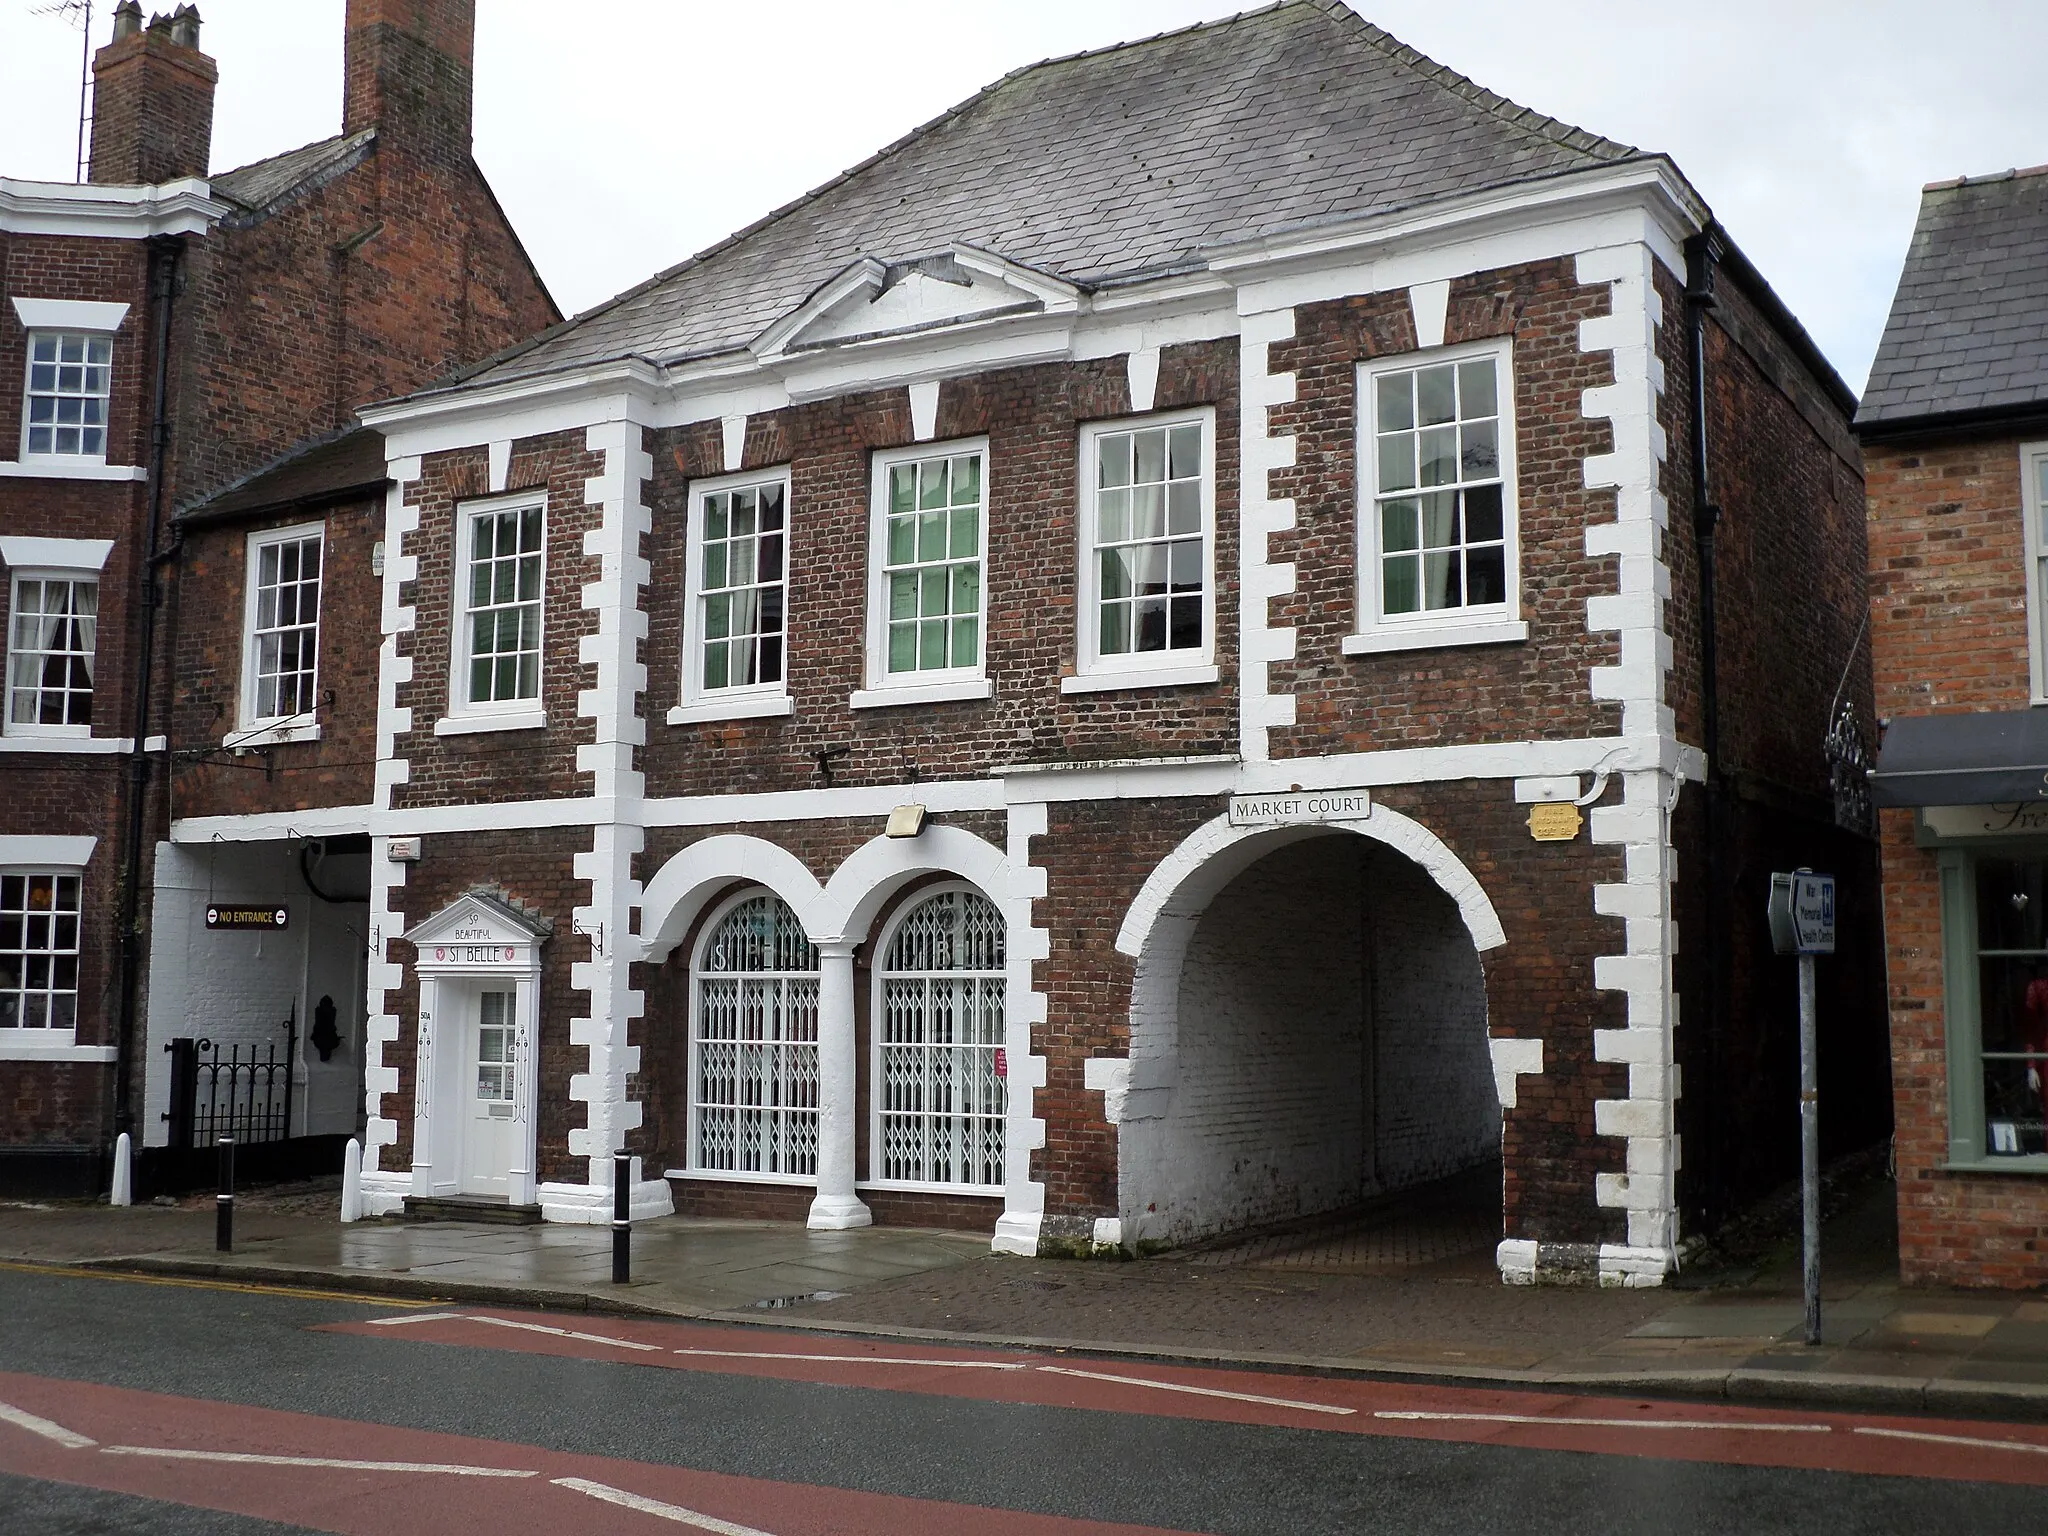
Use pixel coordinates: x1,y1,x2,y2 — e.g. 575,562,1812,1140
1348,337,1528,655
2021,440,2048,705
20,329,115,463
440,492,547,735
856,437,994,710
672,466,796,725
685,888,821,1187
4,566,100,740
235,521,324,746
0,864,85,1049
864,881,1008,1196
1067,407,1219,694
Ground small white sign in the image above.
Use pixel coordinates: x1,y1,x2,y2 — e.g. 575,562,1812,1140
1921,804,2048,840
1227,790,1372,828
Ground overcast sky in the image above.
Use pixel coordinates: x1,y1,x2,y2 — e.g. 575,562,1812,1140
5,1,2043,392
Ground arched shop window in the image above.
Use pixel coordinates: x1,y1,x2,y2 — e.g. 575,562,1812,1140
873,886,1006,1189
691,893,819,1178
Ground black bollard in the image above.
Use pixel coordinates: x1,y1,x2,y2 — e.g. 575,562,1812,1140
612,1151,630,1284
216,1136,235,1253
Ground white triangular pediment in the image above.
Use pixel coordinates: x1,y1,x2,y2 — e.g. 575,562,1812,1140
409,891,549,952
753,246,1080,361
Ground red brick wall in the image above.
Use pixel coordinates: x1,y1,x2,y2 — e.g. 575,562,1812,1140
640,343,1240,800
166,494,384,817
1866,431,2048,1285
1266,258,1623,753
168,144,556,512
1866,437,2030,717
391,433,605,808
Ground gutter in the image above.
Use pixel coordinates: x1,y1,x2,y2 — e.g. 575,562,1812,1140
111,234,183,1151
1684,228,1732,1228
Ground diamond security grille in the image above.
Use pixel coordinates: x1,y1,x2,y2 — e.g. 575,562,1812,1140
693,895,820,1177
877,889,1006,1187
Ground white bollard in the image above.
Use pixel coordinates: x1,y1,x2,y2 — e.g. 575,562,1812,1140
110,1132,132,1207
340,1137,363,1223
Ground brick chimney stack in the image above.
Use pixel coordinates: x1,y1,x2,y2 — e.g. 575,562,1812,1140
343,0,476,167
89,3,217,185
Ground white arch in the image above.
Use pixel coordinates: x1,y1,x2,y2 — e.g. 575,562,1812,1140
636,834,839,962
821,824,1013,945
1115,806,1507,962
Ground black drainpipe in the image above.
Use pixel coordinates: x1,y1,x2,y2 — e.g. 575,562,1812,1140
111,233,183,1148
1684,229,1730,1227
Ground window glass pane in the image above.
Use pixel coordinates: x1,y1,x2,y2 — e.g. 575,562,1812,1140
1371,355,1511,622
0,866,83,1033
1458,358,1497,419
1383,554,1419,614
7,577,99,728
880,454,982,676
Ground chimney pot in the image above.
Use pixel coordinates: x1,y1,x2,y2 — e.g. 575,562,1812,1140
89,2,217,184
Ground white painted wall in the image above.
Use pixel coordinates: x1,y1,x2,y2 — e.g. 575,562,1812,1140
1121,835,1494,1247
1365,844,1497,1191
142,842,367,1147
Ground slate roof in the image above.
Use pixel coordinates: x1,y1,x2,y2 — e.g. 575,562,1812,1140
210,129,375,219
458,0,1641,391
177,426,388,523
1859,165,2048,431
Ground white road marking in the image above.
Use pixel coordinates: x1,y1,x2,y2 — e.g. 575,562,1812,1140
1035,1365,1357,1416
0,1400,95,1449
363,1312,466,1326
1375,1411,1832,1433
457,1315,663,1351
671,1349,1027,1370
100,1446,537,1476
1854,1426,2048,1456
553,1476,778,1534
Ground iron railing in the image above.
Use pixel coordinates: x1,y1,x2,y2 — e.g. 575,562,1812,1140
164,1006,295,1149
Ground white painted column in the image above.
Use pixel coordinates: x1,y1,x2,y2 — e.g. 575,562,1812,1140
508,969,540,1208
808,941,871,1230
409,974,440,1198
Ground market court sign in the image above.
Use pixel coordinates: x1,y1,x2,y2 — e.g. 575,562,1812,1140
1228,790,1372,828
206,904,288,931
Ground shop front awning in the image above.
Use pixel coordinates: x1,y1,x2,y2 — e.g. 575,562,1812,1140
1870,709,2048,807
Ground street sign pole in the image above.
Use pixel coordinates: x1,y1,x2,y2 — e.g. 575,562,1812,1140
1798,950,1820,1347
1769,867,1834,1348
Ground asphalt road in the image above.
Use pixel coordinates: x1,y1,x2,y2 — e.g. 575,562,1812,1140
1,1263,2044,1534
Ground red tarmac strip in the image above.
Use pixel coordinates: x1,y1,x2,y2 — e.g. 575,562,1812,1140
0,1370,1195,1535
326,1308,2048,1488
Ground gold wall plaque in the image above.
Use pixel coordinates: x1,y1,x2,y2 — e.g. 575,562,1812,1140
1528,801,1583,842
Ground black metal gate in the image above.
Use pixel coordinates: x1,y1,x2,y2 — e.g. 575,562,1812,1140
164,1006,297,1149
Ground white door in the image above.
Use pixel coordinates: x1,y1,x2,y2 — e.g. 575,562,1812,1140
461,989,518,1197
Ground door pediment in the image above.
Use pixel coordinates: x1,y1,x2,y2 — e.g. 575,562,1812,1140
410,891,548,972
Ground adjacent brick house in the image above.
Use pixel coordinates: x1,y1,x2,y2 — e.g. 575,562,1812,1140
1862,166,2048,1286
0,0,555,1194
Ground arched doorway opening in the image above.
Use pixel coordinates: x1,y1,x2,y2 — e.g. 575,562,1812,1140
1120,825,1499,1250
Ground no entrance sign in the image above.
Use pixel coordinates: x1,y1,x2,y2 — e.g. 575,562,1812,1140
206,905,290,932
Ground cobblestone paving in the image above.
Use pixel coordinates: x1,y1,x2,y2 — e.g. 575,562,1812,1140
1186,1167,1499,1275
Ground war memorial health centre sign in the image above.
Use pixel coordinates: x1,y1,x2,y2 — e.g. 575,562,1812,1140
1228,790,1373,827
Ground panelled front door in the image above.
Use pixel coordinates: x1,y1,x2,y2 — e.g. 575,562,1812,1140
460,988,518,1196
